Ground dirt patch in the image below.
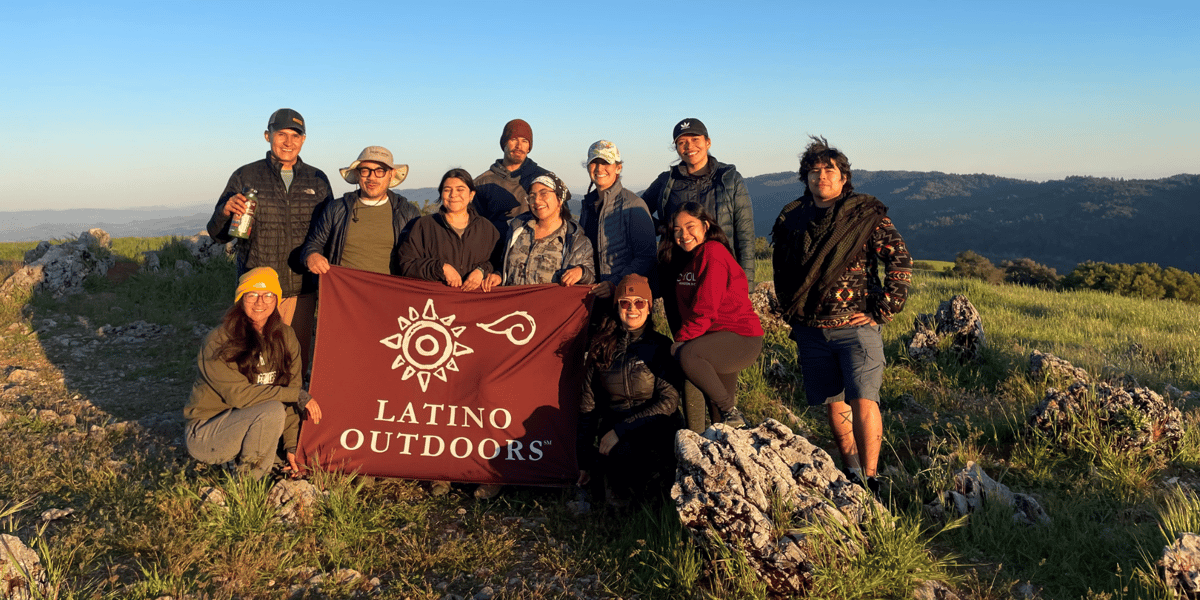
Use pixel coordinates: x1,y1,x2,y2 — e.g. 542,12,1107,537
106,261,139,284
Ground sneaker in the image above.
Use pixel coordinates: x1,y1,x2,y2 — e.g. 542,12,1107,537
843,469,865,487
474,483,504,500
719,407,747,429
866,476,881,500
429,480,451,496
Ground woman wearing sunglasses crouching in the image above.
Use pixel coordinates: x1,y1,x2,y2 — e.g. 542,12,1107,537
660,202,763,432
577,274,682,507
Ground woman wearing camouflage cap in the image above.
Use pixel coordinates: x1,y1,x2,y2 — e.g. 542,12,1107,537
578,140,657,299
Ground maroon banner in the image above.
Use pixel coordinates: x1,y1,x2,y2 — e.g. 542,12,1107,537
297,266,592,485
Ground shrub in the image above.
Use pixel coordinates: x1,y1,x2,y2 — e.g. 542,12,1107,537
1062,261,1200,304
951,250,1003,284
754,236,772,260
1001,258,1060,289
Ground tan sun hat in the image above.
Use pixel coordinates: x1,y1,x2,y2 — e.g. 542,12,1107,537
340,146,409,188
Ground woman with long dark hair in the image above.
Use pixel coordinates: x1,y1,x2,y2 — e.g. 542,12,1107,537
184,267,323,478
577,274,682,506
660,202,763,432
397,168,501,291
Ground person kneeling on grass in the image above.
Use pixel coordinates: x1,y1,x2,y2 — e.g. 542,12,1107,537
183,267,323,478
577,274,683,507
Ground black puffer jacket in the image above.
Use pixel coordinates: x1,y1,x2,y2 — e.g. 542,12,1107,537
576,327,681,470
299,190,421,276
642,157,756,281
207,152,333,296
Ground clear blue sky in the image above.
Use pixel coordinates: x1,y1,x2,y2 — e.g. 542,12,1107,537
1,0,1196,211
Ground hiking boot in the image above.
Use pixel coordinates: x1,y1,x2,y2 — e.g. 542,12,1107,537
719,407,747,429
474,484,504,500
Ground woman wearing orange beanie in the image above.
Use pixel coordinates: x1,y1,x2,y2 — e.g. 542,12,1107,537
183,267,323,478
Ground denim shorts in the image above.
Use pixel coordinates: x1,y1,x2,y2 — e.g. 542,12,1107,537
790,324,885,405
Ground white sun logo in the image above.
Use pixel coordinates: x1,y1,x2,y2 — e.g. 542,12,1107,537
379,299,474,392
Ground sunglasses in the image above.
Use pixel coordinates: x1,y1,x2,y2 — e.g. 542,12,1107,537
617,298,648,310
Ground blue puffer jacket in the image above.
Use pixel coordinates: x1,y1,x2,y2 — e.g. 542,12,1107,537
299,190,421,276
579,179,657,286
642,157,756,282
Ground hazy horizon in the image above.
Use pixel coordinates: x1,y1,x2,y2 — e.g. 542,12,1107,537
2,166,1194,215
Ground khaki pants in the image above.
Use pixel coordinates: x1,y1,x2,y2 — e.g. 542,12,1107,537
278,293,316,381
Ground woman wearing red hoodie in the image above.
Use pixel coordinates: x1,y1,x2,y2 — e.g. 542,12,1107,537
660,202,763,430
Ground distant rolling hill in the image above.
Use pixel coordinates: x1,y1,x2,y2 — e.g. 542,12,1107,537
739,171,1200,274
4,173,1196,275
0,205,214,242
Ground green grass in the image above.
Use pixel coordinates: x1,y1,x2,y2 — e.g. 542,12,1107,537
888,276,1200,391
0,236,187,263
2,249,1199,599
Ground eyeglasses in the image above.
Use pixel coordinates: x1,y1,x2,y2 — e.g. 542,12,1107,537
357,167,391,178
532,189,557,200
617,298,648,310
244,292,277,302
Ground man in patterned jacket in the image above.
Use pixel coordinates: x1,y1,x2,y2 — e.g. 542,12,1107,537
771,136,912,496
207,108,333,378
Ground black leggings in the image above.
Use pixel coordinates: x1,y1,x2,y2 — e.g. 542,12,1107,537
673,331,763,412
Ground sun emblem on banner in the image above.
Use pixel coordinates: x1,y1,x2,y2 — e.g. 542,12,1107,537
379,299,474,392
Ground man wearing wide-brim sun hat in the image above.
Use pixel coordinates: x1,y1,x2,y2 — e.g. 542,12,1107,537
301,146,422,277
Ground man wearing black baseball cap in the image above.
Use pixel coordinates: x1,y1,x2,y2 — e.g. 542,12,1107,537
207,108,333,379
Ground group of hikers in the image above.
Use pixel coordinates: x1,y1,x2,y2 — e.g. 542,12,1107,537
182,108,913,504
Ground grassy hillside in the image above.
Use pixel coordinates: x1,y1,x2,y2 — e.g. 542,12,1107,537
0,242,1197,599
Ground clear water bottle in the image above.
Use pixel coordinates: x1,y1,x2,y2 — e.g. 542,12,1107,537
227,187,258,239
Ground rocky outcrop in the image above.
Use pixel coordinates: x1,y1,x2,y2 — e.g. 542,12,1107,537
750,281,789,331
1161,532,1200,599
913,579,962,600
1027,382,1184,456
1028,350,1091,386
140,233,227,273
0,229,115,300
0,534,47,599
1164,384,1200,404
95,320,176,344
672,419,880,597
269,479,321,523
907,295,986,363
926,462,1049,526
